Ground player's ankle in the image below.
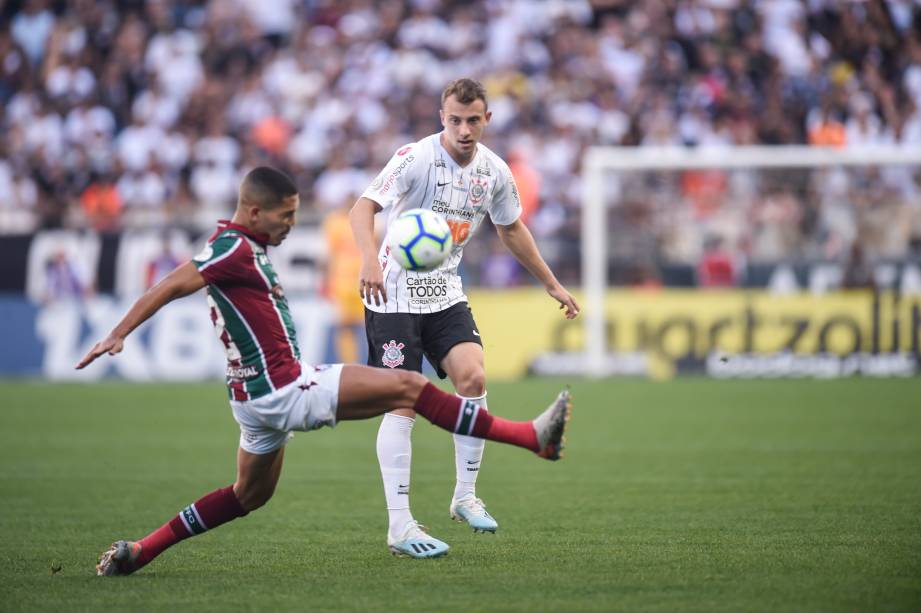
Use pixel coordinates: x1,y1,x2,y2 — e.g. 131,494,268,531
387,509,414,540
453,482,476,502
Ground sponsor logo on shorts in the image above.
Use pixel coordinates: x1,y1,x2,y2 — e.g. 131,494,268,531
382,340,406,368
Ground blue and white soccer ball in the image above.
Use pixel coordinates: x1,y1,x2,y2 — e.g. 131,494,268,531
386,208,454,272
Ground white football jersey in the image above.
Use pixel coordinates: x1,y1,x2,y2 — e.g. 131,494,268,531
361,132,522,314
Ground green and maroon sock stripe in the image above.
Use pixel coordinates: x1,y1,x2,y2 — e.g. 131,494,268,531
178,503,208,536
413,383,538,450
454,400,481,436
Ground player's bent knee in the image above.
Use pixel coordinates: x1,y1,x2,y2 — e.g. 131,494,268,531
234,481,276,512
456,370,486,397
395,370,427,405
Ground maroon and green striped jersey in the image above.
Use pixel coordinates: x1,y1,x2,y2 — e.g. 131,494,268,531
193,220,301,401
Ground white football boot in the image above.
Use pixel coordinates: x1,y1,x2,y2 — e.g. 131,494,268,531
388,520,449,559
450,495,499,533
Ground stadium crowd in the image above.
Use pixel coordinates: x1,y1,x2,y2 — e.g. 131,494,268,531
2,0,921,286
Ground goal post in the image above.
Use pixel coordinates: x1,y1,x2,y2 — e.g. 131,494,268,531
580,145,921,378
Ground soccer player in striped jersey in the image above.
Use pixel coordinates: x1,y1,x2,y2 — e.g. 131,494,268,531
350,79,580,557
78,166,572,574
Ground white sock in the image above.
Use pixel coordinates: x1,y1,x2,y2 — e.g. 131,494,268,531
453,393,486,501
377,413,415,540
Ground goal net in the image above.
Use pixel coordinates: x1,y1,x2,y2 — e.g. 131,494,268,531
578,145,921,378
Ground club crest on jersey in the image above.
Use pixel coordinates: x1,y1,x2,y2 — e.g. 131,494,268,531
382,340,405,368
470,176,488,205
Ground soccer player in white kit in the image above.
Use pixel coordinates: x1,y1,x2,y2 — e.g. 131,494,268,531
351,79,580,558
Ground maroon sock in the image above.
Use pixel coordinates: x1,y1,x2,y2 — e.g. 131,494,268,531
413,383,539,451
136,485,248,567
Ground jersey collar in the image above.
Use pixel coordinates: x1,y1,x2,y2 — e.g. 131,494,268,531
217,219,271,247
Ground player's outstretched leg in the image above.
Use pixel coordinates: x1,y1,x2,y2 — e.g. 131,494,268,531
97,447,282,576
336,366,573,459
95,484,249,576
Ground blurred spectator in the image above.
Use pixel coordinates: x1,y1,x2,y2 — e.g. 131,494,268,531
43,249,87,303
79,171,121,231
12,0,55,67
842,243,876,290
507,145,541,224
145,236,183,290
697,235,739,288
807,101,847,147
322,197,365,363
479,237,522,289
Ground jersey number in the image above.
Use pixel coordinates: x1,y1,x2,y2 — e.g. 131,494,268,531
446,219,471,244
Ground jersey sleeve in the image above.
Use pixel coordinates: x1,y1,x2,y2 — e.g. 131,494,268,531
192,234,253,286
361,143,423,211
487,160,523,226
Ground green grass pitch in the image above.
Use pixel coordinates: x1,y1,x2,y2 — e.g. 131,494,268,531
1,378,919,612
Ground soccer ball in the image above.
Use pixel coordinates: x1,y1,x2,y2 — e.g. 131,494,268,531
386,208,454,272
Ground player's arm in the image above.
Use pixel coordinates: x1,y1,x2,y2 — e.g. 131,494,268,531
495,219,580,319
349,196,387,306
75,262,206,369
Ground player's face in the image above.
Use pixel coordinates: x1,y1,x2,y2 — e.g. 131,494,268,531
440,96,491,161
255,195,299,246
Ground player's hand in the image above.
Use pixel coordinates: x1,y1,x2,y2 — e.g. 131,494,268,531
75,335,125,370
547,284,580,319
358,260,387,306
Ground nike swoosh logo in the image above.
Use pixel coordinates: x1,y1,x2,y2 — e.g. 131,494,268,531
437,181,449,187
466,460,479,465
473,330,480,336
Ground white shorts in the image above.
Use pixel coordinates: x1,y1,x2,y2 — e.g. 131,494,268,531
229,363,344,454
